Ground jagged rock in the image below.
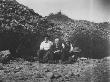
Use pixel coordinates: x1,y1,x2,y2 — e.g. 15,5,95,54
46,72,54,79
0,50,11,63
53,73,62,79
0,0,53,59
0,0,109,61
47,12,109,58
0,64,3,70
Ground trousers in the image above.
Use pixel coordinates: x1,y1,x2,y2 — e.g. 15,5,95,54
37,50,52,62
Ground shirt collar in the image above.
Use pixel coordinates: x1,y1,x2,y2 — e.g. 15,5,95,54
44,41,49,43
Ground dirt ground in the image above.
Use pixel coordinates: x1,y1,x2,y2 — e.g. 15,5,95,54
0,57,109,82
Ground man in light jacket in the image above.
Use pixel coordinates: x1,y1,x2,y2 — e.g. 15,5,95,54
37,36,53,62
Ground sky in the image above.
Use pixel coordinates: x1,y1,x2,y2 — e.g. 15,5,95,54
16,0,110,23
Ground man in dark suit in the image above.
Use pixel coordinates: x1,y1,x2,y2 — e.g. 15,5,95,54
52,38,65,63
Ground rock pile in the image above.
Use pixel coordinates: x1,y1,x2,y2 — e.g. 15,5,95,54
0,58,108,82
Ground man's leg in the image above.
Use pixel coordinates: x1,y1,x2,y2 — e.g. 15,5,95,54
57,52,62,63
43,50,51,63
61,51,66,62
48,51,53,63
59,52,62,64
37,50,40,61
37,50,44,62
52,53,55,63
69,52,78,63
53,53,58,63
61,52,73,63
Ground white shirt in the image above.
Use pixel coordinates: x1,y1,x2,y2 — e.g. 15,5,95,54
40,41,53,51
70,43,74,52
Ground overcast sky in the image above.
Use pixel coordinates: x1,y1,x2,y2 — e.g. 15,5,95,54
17,0,110,23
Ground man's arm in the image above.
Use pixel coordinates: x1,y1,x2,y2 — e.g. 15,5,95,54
49,41,53,51
50,41,53,46
70,43,74,52
60,43,65,52
40,42,44,50
62,43,65,49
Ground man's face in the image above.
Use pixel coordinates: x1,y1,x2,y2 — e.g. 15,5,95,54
66,41,70,45
55,38,59,44
44,37,48,42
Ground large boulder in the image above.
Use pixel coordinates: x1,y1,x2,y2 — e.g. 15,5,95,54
0,50,11,62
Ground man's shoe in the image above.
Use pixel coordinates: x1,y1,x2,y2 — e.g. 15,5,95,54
59,60,62,64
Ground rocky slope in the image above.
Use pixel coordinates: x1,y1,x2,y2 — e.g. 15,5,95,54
46,12,110,58
0,1,109,82
0,0,109,59
0,0,54,59
0,58,109,82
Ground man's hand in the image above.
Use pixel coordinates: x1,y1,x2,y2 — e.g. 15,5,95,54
72,55,75,58
69,50,72,53
54,50,60,53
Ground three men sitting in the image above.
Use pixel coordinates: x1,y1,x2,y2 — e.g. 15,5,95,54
37,37,76,63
